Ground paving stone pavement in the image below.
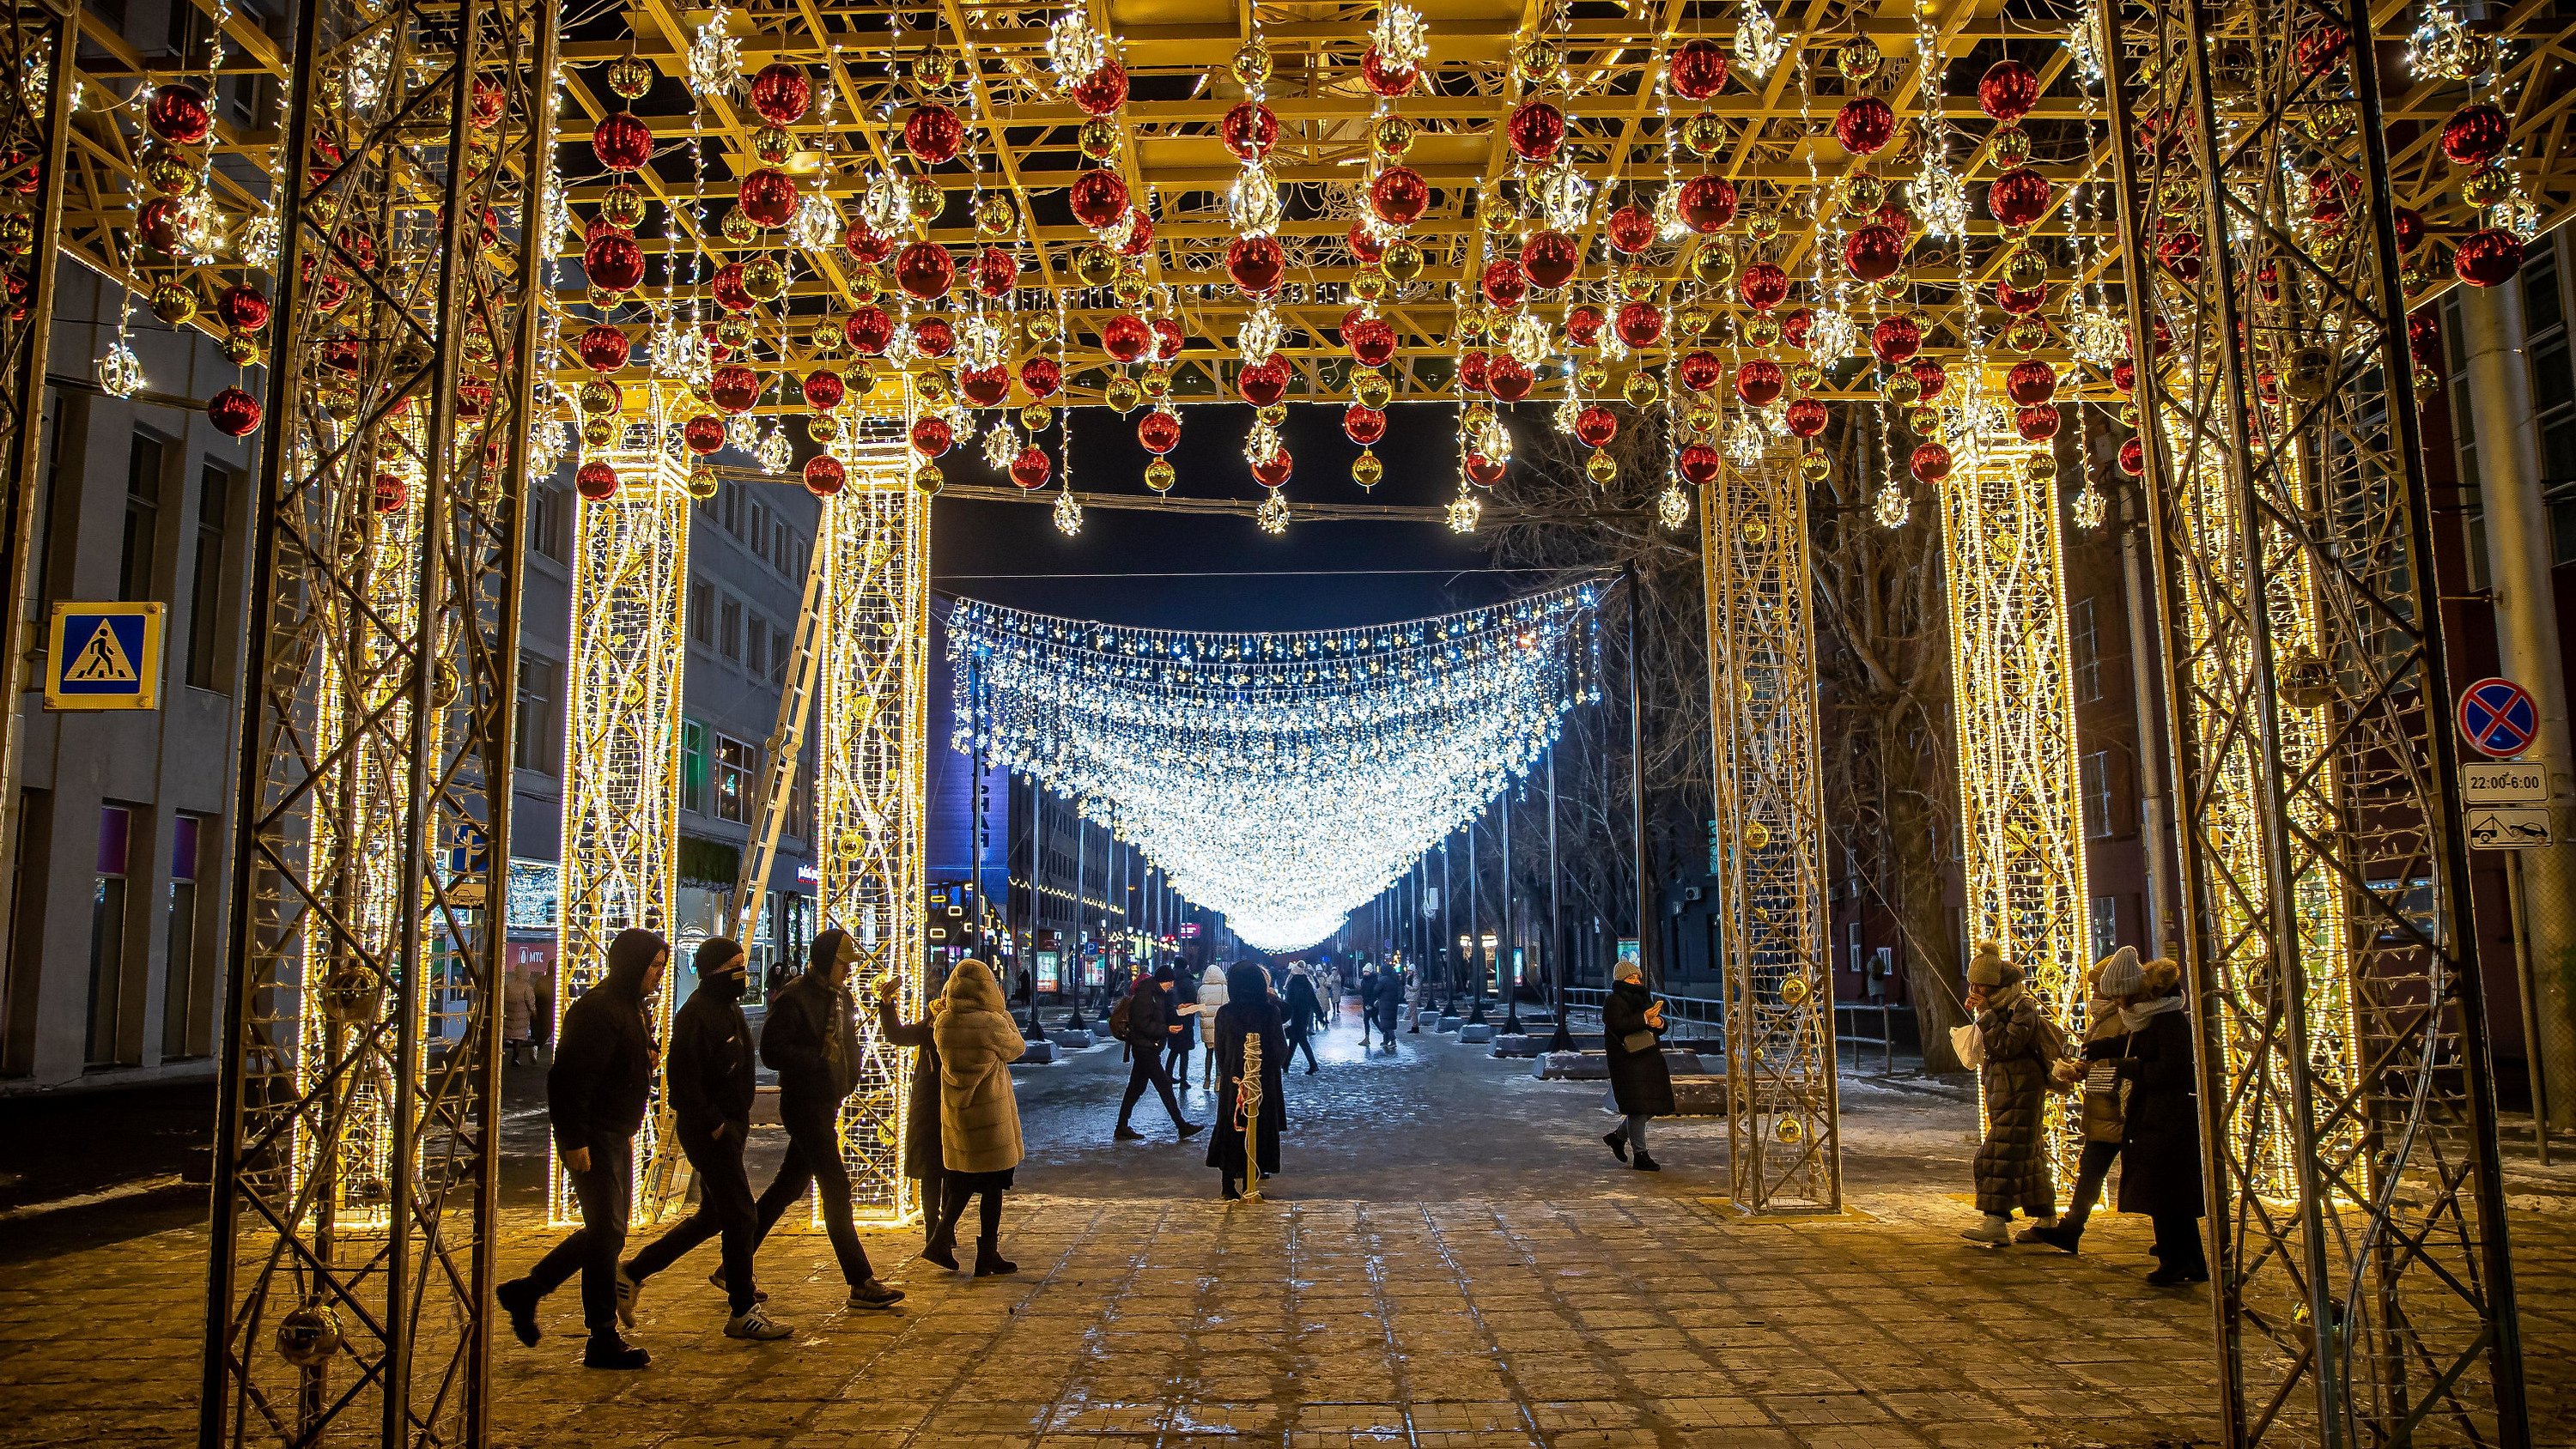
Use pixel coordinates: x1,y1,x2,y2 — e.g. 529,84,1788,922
3,1001,2573,1448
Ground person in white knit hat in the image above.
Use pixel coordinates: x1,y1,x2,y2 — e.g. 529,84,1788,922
2026,946,2142,1252
1959,941,2060,1246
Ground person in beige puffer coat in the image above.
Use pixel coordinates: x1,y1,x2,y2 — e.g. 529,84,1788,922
926,959,1026,1276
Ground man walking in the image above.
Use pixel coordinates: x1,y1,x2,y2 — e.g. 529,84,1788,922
1113,966,1204,1142
746,927,906,1310
616,937,788,1341
497,928,665,1369
1357,967,1379,1050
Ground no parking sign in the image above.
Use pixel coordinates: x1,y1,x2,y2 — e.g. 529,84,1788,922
2458,677,2541,760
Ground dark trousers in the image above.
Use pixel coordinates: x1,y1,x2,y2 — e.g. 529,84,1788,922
1117,1049,1186,1129
914,1166,946,1246
625,1125,758,1315
1358,1005,1375,1043
2152,1210,2208,1275
2062,1139,2122,1233
526,1134,634,1334
750,1104,876,1286
1163,1034,1192,1083
933,1174,1005,1244
1288,1032,1318,1071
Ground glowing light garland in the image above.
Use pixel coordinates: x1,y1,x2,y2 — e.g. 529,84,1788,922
951,585,1603,950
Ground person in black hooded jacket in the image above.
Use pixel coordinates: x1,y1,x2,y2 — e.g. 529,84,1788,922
746,927,905,1310
616,937,788,1341
498,927,665,1370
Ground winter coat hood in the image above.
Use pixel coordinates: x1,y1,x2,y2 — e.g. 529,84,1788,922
601,927,666,1001
933,959,1025,1174
1224,962,1273,1018
944,957,1010,1016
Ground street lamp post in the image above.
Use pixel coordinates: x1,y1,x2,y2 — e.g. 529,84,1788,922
1546,746,1571,1052
1501,785,1522,1034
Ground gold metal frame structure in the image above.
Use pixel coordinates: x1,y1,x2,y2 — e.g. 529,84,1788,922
197,0,556,1441
2103,0,2530,1437
812,438,931,1224
550,438,691,1224
1937,414,2090,1179
1702,451,1839,1215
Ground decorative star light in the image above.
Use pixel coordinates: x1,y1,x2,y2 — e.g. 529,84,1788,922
1047,12,1109,81
1053,488,1084,536
98,342,145,398
860,168,910,233
1227,162,1282,237
1911,155,1969,239
1533,164,1592,232
1807,306,1857,361
1255,490,1291,533
1468,410,1512,463
1243,418,1283,466
958,312,1006,368
753,421,793,475
1656,482,1691,530
789,190,842,251
2071,305,2127,368
1552,394,1583,434
689,9,742,97
1722,413,1766,467
1447,491,1481,532
1874,483,1911,529
1504,312,1552,369
983,419,1018,471
1735,6,1787,76
1239,306,1284,366
2072,485,2106,530
1372,0,1430,68
173,190,220,264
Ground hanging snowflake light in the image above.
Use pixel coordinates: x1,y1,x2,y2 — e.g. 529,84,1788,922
1446,491,1482,532
860,168,910,233
689,9,742,98
1468,410,1511,463
983,419,1018,471
1911,155,1969,239
1807,306,1857,361
1047,12,1109,82
1722,413,1767,467
1372,0,1430,68
1873,483,1911,528
1240,306,1285,366
1243,418,1283,467
1533,164,1592,232
789,190,842,251
1504,312,1552,368
1734,5,1787,76
2071,485,2106,530
1054,488,1084,536
1656,483,1690,530
1227,163,1282,236
1256,491,1291,534
98,342,145,398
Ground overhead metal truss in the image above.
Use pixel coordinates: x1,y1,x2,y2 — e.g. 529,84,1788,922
197,0,556,1445
2103,0,2529,1440
1703,449,1840,1215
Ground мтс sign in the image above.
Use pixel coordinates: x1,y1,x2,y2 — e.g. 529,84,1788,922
44,603,161,711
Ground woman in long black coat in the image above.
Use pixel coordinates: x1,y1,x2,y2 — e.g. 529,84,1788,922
1206,961,1285,1198
2115,959,2207,1286
875,975,945,1248
1282,970,1324,1074
1599,961,1674,1171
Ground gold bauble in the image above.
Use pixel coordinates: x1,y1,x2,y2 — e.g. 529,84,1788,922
1482,203,1516,235
1837,37,1881,82
1840,171,1886,215
2026,451,2058,482
1232,39,1273,88
1352,266,1390,301
1457,304,1491,340
1075,245,1120,287
1352,449,1384,488
1383,240,1425,282
1691,244,1737,286
1586,449,1619,483
1619,270,1658,301
1143,458,1175,492
2308,101,2358,141
1112,274,1148,306
2462,166,2512,207
810,319,845,354
220,332,261,366
2116,401,2140,427
914,461,945,494
1026,312,1062,343
1789,362,1822,391
1990,124,2032,167
1745,315,1780,349
1352,367,1394,409
848,358,878,395
1884,373,1922,406
2402,259,2432,294
1576,360,1609,393
1683,110,1727,158
1677,305,1714,338
1748,212,1781,244
599,183,647,229
687,377,713,403
1745,819,1773,851
683,464,720,500
1798,447,1831,482
848,267,883,304
1105,374,1143,411
1515,36,1559,83
606,52,653,98
752,125,793,164
1258,401,1287,427
2003,316,2049,352
1684,400,1721,434
1462,403,1494,432
912,371,952,406
580,414,617,446
1876,272,1911,299
149,282,197,325
714,314,755,349
720,208,758,243
1374,115,1415,158
1622,370,1661,408
974,192,1017,237
1741,515,1768,543
1907,404,1941,435
0,212,32,257
1078,117,1121,160
805,414,839,443
906,174,944,218
913,48,960,89
2003,246,2048,290
1141,362,1173,397
741,254,787,300
1016,404,1050,432
145,155,198,196
577,379,622,415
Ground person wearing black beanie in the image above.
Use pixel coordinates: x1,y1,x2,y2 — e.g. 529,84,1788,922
748,927,906,1310
617,937,789,1341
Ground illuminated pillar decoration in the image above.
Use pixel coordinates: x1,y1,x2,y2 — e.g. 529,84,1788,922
813,441,930,1223
1937,415,2089,1179
1702,452,1840,1214
551,437,690,1224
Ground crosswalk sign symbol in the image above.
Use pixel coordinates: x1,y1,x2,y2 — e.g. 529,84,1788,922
45,603,162,711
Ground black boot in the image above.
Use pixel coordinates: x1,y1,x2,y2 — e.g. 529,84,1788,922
1631,1153,1662,1172
495,1277,541,1347
1602,1129,1629,1163
920,1222,961,1271
973,1238,1018,1276
582,1331,650,1370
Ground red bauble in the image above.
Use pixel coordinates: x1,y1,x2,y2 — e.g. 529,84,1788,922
1223,100,1280,160
2395,206,2427,252
845,224,894,266
711,262,755,313
1676,350,1724,393
2014,406,2061,441
1068,61,1129,116
960,366,1011,408
146,83,212,144
1909,442,1953,483
591,110,653,171
584,232,646,292
1370,166,1430,226
1564,304,1605,346
1987,167,2052,227
2409,311,2443,367
912,318,956,357
843,306,893,355
1010,446,1052,490
1606,203,1656,256
1227,234,1287,295
2158,230,2203,281
804,455,848,497
1522,230,1579,289
708,363,762,414
904,104,965,165
749,64,813,126
575,324,629,372
1459,350,1490,394
2111,359,2136,395
1344,404,1388,446
1151,316,1185,361
1348,221,1388,264
206,385,261,437
2006,358,2058,405
1070,168,1131,230
1613,300,1664,348
1735,359,1784,407
799,370,845,412
1669,39,1730,100
1464,452,1507,488
1996,279,2047,315
1481,257,1528,309
1119,211,1157,258
972,245,1019,299
737,167,799,227
683,415,726,455
2295,22,2349,78
1361,47,1418,97
575,459,618,500
371,473,407,513
1833,95,1896,155
1137,410,1182,454
1508,100,1566,162
1102,312,1152,362
1680,173,1739,234
2443,102,2511,167
1237,355,1291,406
1677,442,1722,486
910,415,954,458
1486,356,1534,402
2119,436,2146,476
1784,397,1829,438
1911,357,1947,402
1870,315,1922,364
216,283,272,334
1575,405,1619,447
1019,356,1064,398
1978,60,2039,123
894,240,955,300
137,197,181,252
1738,262,1789,312
1346,315,1397,367
1252,451,1294,488
1844,225,1905,282
2456,227,2525,287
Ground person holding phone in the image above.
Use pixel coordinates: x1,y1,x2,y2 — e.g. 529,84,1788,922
1600,958,1673,1171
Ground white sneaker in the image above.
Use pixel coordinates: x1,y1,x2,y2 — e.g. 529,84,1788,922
724,1305,792,1341
1959,1216,2011,1246
612,1264,641,1327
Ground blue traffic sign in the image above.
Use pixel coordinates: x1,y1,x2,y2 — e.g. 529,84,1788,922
44,603,161,711
2458,677,2540,760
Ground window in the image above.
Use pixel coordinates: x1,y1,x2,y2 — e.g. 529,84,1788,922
2081,749,2116,840
185,464,231,692
681,720,708,814
121,433,165,603
2523,241,2576,480
88,805,135,1067
161,815,210,1059
772,518,790,573
2068,597,2102,703
720,485,744,540
528,486,569,564
745,613,768,679
715,736,756,823
690,578,714,647
770,624,792,685
720,595,743,663
786,756,811,841
513,657,560,774
2089,896,2119,961
747,497,768,557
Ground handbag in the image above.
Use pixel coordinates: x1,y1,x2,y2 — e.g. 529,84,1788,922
1949,1022,1984,1069
2079,1038,2132,1143
1619,1029,1659,1053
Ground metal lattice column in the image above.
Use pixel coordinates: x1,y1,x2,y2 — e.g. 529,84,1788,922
2100,0,2529,1441
813,442,929,1224
197,0,557,1438
1702,452,1840,1214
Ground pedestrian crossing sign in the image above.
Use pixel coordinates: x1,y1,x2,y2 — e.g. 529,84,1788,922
45,603,162,711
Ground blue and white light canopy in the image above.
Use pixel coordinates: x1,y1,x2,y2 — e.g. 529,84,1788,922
950,584,1603,953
